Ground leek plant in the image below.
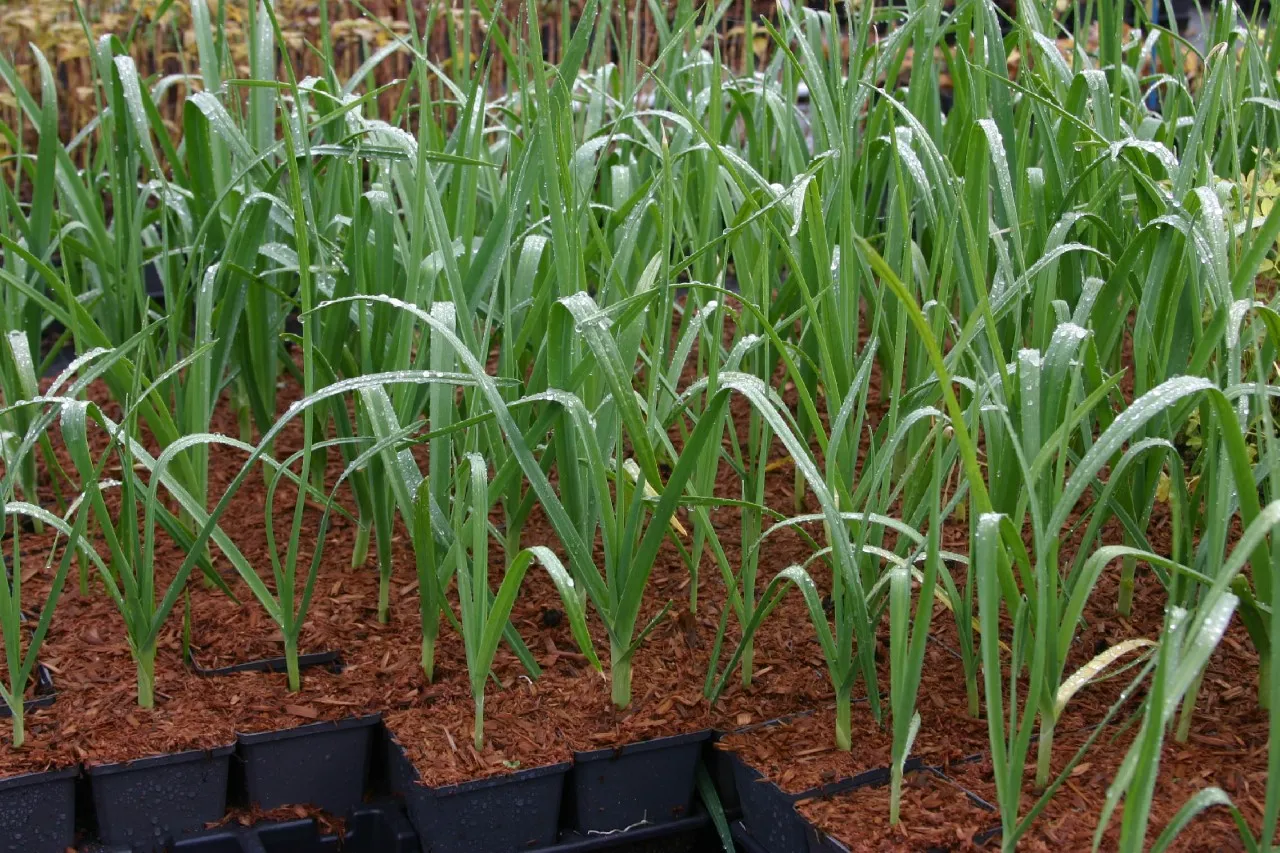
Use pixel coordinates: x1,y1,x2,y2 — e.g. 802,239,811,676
59,390,249,705
0,500,86,747
0,424,99,745
885,427,944,825
452,454,597,749
0,352,145,737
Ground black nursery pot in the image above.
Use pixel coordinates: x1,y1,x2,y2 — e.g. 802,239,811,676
386,734,567,853
730,753,891,853
568,729,710,834
730,757,812,853
237,714,379,814
87,744,235,851
0,765,77,853
702,734,740,814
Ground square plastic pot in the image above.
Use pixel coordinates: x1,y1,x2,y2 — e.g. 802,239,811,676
87,744,234,851
730,757,812,853
0,764,77,853
731,752,897,853
386,734,567,852
236,714,379,814
568,729,711,833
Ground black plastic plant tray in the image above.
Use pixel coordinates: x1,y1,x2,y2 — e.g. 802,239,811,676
731,821,768,853
729,758,817,853
169,801,419,853
188,648,343,677
167,804,722,853
0,663,57,718
727,748,919,853
0,763,77,853
386,732,568,852
731,817,845,853
732,820,849,853
756,765,1006,853
86,743,235,852
707,729,757,818
567,729,711,833
236,714,380,815
552,810,718,852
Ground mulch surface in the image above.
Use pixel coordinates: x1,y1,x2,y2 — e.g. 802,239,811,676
0,346,1266,851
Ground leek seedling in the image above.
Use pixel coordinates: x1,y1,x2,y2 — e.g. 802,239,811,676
60,396,244,706
166,361,496,693
333,307,549,687
0,494,98,747
55,349,335,700
886,427,943,826
0,351,153,735
453,454,597,749
1093,503,1280,853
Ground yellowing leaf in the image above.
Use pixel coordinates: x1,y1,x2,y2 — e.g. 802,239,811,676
1055,638,1156,719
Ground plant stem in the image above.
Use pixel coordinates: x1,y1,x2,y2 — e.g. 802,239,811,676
378,570,390,625
237,391,253,444
421,634,436,683
136,644,156,709
966,672,981,718
284,638,301,692
835,687,852,751
1035,714,1055,790
376,520,393,625
611,644,632,709
11,704,24,749
890,761,903,826
1175,667,1205,742
473,691,485,750
741,504,759,689
1117,552,1136,616
351,524,370,568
